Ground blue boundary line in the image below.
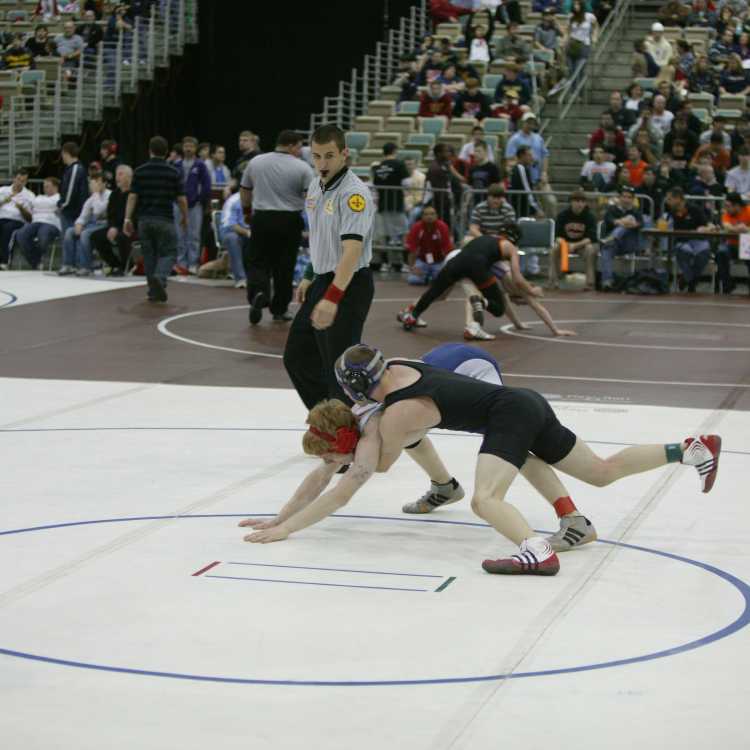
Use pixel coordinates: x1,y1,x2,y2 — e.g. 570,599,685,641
206,574,429,593
0,290,18,309
0,513,748,687
0,426,747,457
226,561,443,579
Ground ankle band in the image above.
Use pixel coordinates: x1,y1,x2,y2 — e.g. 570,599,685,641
553,496,577,518
665,443,683,463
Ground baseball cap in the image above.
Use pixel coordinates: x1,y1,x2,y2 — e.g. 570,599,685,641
521,112,537,122
651,22,664,32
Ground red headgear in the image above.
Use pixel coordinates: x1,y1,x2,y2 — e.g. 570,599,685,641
307,425,359,454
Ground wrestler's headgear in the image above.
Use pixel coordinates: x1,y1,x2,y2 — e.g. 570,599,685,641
306,424,360,455
500,223,521,245
335,344,387,403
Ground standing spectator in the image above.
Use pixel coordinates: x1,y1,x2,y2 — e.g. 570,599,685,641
218,181,249,288
459,126,495,164
468,142,501,199
205,145,232,189
124,135,188,303
25,26,56,58
0,168,34,270
509,145,544,218
565,0,599,86
2,35,34,70
76,9,103,56
548,190,597,290
90,164,132,276
419,81,454,118
496,22,532,61
58,142,89,237
197,142,210,162
589,111,626,162
168,143,182,164
468,182,517,238
494,62,532,106
664,186,714,292
405,205,453,285
15,177,61,269
371,143,410,271
580,146,616,192
241,130,313,324
426,142,463,228
55,19,84,80
283,124,376,408
718,192,750,294
105,4,134,64
99,139,120,189
174,136,211,274
453,78,491,120
607,90,637,130
657,0,690,27
725,146,750,199
403,157,426,224
719,54,750,96
469,26,492,64
599,186,645,290
58,173,110,276
233,131,261,181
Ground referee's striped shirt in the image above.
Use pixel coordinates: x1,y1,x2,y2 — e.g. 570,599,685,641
131,158,185,221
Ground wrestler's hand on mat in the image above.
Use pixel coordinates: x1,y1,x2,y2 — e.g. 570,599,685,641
295,278,311,304
514,322,532,330
554,329,577,337
244,525,290,543
311,299,337,330
238,518,278,529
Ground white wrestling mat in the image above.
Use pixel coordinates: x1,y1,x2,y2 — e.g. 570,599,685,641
0,270,145,308
0,379,748,750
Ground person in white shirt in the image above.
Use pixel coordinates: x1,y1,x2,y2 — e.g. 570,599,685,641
644,22,675,81
459,126,496,165
15,177,62,269
650,94,675,137
205,144,232,191
59,173,111,276
565,1,599,86
725,146,750,199
580,146,616,191
402,157,426,224
219,181,250,288
469,26,491,63
0,167,35,270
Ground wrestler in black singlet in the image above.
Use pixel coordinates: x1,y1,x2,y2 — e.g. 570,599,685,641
411,236,507,320
384,361,577,469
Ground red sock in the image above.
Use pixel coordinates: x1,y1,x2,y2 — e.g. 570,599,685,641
553,496,577,518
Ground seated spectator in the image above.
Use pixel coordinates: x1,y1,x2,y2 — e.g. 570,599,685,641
455,61,481,86
664,186,714,292
655,79,682,113
675,100,703,135
710,29,737,67
25,26,56,58
730,113,750,157
403,157,426,223
657,0,689,27
674,40,695,85
607,89,637,129
468,142,501,197
580,146,616,192
490,92,524,125
548,190,597,289
453,78,491,120
76,9,103,55
394,54,419,102
496,22,531,61
419,81,454,118
644,22,675,81
468,182,517,238
89,164,132,276
632,39,660,79
494,62,532,106
534,8,563,55
15,177,61,270
624,144,649,187
736,32,750,62
405,205,453,285
437,37,458,67
206,145,232,189
720,54,750,96
726,145,750,198
700,115,732,150
55,20,84,79
715,6,736,38
509,145,544,218
686,0,716,28
633,129,660,164
2,35,34,70
589,111,625,161
718,191,750,294
624,81,646,113
691,132,732,178
665,141,694,188
628,105,664,155
469,26,492,63
650,94,675,138
34,0,60,20
459,126,495,164
58,173,110,276
599,185,645,290
216,181,249,288
688,54,719,100
420,49,446,84
690,163,725,213
98,139,120,189
639,165,669,219
664,113,699,160
438,63,465,95
0,168,35,270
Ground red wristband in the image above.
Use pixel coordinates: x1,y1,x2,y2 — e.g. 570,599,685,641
323,283,344,304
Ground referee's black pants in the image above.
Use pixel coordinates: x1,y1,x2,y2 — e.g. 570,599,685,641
283,268,374,409
244,210,304,316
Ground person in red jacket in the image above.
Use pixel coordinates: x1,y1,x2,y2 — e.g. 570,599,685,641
588,111,627,163
419,81,454,118
405,205,454,285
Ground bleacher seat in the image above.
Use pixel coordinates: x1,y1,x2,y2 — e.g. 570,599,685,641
351,166,372,180
533,49,554,64
420,116,447,137
5,9,29,21
405,133,435,156
480,87,495,99
483,74,503,91
20,70,45,88
366,100,395,120
715,108,743,123
385,116,416,137
435,133,466,151
687,92,714,111
357,149,383,167
448,118,478,136
691,108,711,125
718,95,746,111
483,118,510,135
634,78,658,91
483,134,499,154
397,149,422,165
663,27,682,42
379,85,401,102
345,132,370,151
370,131,403,149
353,116,383,134
398,101,420,116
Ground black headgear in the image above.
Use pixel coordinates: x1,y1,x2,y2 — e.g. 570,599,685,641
335,344,387,403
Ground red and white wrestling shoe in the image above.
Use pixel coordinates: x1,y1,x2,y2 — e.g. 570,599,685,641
681,434,722,493
482,538,560,576
397,305,427,331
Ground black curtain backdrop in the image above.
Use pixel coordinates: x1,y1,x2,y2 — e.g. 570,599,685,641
48,0,419,173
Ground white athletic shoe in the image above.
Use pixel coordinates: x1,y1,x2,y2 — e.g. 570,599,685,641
397,306,427,327
402,478,465,514
464,322,495,341
546,514,597,552
681,435,722,493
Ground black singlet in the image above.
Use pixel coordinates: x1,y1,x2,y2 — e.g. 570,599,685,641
459,235,503,267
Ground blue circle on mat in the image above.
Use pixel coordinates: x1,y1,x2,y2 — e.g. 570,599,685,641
0,290,17,309
1,513,748,687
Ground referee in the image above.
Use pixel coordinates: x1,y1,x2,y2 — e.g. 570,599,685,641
283,124,375,409
240,130,314,324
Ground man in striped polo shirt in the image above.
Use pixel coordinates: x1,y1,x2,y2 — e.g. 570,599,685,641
124,136,188,303
283,124,375,409
467,183,516,240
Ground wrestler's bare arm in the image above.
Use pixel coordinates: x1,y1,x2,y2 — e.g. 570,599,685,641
376,402,431,473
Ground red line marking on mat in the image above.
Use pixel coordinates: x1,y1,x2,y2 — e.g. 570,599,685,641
192,561,221,577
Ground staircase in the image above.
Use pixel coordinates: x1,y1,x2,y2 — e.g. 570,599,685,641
543,2,663,195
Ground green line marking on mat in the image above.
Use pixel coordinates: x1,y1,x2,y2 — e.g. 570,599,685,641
435,576,456,593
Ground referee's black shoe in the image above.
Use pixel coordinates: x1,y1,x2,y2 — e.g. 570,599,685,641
147,276,168,303
249,292,267,325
